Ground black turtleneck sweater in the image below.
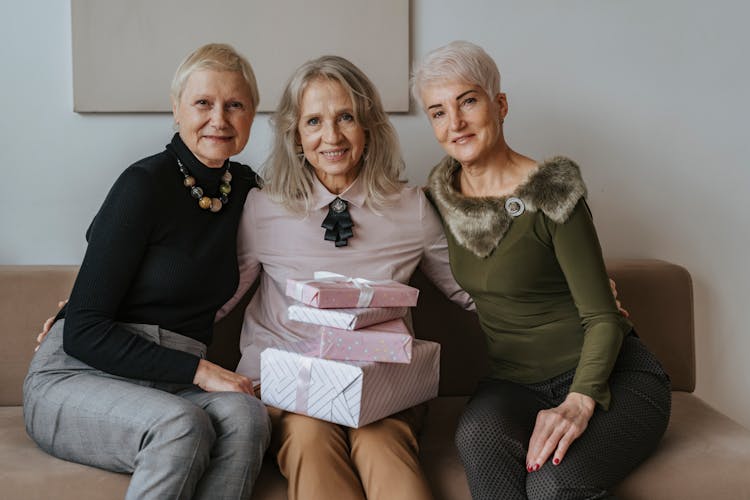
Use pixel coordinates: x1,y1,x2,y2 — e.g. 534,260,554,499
60,134,258,383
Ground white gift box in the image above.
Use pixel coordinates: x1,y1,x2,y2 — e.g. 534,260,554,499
288,303,408,330
260,339,440,428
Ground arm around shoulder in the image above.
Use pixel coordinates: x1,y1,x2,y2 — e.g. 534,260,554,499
417,188,474,311
216,187,262,322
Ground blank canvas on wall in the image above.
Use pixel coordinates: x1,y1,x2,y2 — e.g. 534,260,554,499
71,0,409,113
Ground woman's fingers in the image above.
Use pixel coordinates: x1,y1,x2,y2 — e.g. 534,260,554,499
526,414,550,470
193,359,255,395
35,315,58,351
609,278,630,317
527,393,595,471
527,412,568,470
537,424,569,468
552,428,578,465
41,316,55,335
35,299,68,352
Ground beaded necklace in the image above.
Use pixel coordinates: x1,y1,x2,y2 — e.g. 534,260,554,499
176,158,232,213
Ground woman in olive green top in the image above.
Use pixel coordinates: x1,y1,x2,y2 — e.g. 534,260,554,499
413,41,671,499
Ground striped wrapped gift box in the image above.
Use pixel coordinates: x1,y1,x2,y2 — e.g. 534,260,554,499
260,339,440,428
288,303,408,330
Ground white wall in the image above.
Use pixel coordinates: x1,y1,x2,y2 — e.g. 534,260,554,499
2,1,749,427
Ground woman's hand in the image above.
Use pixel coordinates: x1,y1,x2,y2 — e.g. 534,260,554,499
526,392,596,471
193,359,255,395
35,300,68,352
610,278,629,318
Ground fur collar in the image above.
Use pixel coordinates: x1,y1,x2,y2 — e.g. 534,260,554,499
427,156,587,258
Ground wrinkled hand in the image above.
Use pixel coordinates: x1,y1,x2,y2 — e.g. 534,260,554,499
35,300,68,352
526,392,595,472
609,278,629,318
193,359,255,394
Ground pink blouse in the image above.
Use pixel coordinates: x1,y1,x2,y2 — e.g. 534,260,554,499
219,175,472,383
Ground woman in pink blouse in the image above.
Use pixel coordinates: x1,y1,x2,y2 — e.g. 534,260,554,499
218,55,472,500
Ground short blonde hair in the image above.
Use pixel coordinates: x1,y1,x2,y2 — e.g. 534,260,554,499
263,55,404,215
171,43,259,110
411,40,501,110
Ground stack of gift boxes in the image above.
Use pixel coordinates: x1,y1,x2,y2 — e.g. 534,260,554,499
260,273,441,428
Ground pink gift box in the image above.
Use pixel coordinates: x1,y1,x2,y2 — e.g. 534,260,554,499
288,303,408,330
286,273,419,309
261,339,440,428
319,319,412,363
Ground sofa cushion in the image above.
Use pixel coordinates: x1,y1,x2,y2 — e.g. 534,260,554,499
615,392,750,499
419,393,750,500
5,393,749,500
419,397,472,500
0,406,129,500
0,405,286,500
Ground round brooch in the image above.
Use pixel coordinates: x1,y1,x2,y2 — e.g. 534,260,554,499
330,197,347,214
505,197,525,217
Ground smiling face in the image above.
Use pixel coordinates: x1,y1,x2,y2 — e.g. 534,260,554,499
172,69,255,168
297,78,366,193
420,81,507,168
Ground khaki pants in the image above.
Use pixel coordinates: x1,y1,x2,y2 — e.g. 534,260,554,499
266,404,432,500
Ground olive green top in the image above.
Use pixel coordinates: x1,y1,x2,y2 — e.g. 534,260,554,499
428,156,631,409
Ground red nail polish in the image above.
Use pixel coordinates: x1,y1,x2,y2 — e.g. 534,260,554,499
527,465,533,472
553,458,560,465
534,464,540,471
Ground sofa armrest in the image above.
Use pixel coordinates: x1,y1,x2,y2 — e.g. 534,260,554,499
605,259,695,391
0,266,78,406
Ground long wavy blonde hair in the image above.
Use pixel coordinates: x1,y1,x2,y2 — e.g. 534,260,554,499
263,55,404,215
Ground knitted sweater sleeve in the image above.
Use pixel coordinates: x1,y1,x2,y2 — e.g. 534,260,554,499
62,166,200,383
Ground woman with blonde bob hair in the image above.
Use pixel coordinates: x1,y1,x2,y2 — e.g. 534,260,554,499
219,55,472,500
413,40,671,499
170,43,260,111
25,43,270,499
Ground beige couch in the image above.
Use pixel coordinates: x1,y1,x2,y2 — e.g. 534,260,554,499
2,260,750,499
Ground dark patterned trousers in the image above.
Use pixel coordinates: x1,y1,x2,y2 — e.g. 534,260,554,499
455,335,671,500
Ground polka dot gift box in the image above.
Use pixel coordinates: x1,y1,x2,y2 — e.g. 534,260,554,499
318,318,412,363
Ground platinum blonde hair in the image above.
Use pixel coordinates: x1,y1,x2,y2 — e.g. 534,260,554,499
171,43,260,110
411,40,501,110
263,55,404,215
